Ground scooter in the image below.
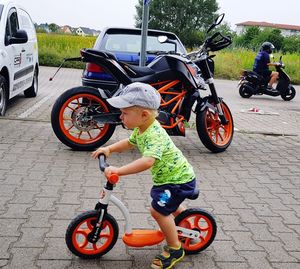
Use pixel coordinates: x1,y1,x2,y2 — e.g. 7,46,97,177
65,154,217,259
238,56,296,101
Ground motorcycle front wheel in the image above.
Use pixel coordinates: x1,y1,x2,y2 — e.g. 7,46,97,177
196,100,234,153
175,208,217,255
281,85,296,101
51,87,116,150
65,210,119,259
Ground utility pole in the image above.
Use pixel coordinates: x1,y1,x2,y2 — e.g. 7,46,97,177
139,0,151,66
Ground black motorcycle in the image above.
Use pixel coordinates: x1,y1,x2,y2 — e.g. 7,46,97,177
51,14,234,153
238,56,296,101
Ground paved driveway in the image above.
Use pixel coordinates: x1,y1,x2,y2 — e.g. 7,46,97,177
0,67,299,269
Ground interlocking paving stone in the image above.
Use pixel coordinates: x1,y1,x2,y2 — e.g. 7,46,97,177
1,70,300,268
0,237,18,259
238,251,271,269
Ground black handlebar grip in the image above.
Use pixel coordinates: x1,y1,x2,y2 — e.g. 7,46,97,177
99,154,109,171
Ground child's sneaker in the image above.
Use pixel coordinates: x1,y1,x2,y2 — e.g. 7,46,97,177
151,245,185,269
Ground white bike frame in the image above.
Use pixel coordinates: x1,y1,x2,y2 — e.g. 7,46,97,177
99,185,200,239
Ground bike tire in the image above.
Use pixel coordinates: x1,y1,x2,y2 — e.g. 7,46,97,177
65,210,119,259
281,85,296,101
51,87,116,150
175,208,217,255
196,100,234,153
239,85,252,98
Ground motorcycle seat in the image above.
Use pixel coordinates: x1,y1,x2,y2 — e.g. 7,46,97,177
120,63,155,78
83,49,118,61
245,70,265,83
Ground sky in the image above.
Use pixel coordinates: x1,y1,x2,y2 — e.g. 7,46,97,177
12,0,300,31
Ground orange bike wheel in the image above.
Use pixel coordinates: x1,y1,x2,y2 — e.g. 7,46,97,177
196,100,234,153
66,211,119,259
175,208,217,255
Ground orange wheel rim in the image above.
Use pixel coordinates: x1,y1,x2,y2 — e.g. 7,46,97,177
205,103,233,146
59,93,110,145
178,213,214,251
72,217,115,255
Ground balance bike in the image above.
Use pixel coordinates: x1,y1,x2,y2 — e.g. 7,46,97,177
65,154,217,258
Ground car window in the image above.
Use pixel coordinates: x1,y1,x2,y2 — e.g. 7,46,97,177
9,10,19,36
0,5,4,21
19,8,35,40
5,8,19,45
101,33,177,53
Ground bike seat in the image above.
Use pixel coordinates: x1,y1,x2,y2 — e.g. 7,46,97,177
187,188,200,200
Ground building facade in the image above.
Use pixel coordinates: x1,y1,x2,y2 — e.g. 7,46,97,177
236,21,300,37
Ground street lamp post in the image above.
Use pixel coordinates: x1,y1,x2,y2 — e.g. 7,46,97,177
139,0,151,66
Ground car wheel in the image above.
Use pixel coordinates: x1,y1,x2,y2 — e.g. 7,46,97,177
24,68,38,97
0,75,8,116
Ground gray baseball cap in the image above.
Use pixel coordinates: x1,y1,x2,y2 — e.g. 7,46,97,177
107,82,161,109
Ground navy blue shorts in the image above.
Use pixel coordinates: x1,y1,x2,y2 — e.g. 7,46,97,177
150,179,196,216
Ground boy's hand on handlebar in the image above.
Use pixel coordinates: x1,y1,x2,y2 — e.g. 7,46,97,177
104,166,119,178
91,146,110,159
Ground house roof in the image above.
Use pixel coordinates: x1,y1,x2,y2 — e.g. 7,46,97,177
75,27,100,35
77,27,94,35
236,21,300,31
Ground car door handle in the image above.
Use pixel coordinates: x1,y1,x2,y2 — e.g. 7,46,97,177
21,49,26,52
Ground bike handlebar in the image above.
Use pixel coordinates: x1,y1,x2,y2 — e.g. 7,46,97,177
99,154,108,171
98,154,119,184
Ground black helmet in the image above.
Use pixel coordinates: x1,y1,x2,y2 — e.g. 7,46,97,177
261,42,275,54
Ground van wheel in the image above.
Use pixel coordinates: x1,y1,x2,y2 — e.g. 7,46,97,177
0,75,8,116
24,68,38,97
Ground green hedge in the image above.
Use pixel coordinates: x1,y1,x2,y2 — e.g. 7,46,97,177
213,49,300,85
37,33,96,68
37,33,300,84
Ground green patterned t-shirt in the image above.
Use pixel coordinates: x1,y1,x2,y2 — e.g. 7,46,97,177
129,120,195,186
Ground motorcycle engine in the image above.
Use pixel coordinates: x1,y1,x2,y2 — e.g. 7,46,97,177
157,110,185,136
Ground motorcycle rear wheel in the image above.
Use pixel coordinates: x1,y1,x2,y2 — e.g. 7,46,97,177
51,87,116,150
196,100,234,153
239,85,252,98
281,85,296,101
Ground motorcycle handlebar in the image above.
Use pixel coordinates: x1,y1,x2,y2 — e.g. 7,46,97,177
204,32,232,51
187,32,232,59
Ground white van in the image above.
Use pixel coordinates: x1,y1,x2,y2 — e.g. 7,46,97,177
0,0,39,116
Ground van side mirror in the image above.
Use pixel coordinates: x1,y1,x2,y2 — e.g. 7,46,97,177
9,30,28,44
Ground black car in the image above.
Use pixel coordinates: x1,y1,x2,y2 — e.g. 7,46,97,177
82,27,187,91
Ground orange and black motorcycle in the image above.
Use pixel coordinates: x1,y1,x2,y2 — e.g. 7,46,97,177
51,14,234,153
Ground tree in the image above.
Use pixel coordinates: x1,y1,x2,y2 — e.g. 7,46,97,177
282,35,300,53
48,23,59,33
240,27,261,49
251,29,284,51
135,0,219,48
